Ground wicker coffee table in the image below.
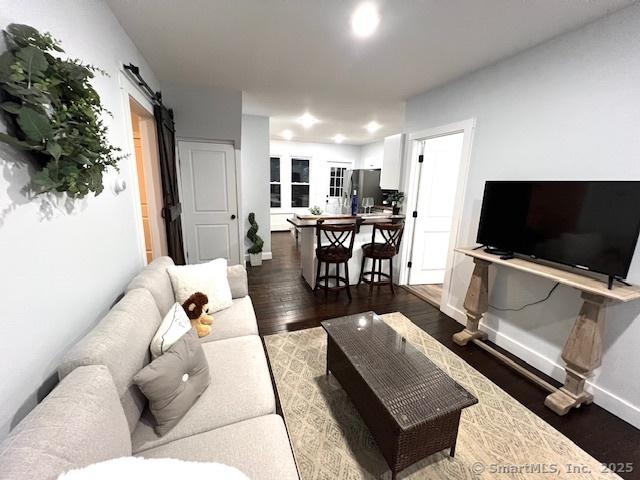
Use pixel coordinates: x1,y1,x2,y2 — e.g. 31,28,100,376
322,312,477,479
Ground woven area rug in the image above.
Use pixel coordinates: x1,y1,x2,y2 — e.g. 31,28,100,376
264,312,618,479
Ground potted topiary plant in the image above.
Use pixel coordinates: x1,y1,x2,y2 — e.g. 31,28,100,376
247,212,264,266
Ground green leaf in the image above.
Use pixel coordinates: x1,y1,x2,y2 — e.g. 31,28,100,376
16,46,48,76
72,154,91,165
0,51,15,82
0,131,33,150
17,107,51,142
46,141,62,160
33,166,61,190
0,102,22,114
6,24,40,43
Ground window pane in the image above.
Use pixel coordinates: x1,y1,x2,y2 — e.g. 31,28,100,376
270,184,281,207
270,157,280,182
292,185,309,207
328,166,346,197
291,158,309,183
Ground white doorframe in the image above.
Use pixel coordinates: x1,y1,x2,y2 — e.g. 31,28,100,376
398,119,476,319
118,70,157,267
235,148,244,265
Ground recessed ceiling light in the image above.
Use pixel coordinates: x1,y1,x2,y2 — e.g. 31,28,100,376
365,121,382,133
297,112,319,129
351,2,380,38
281,129,294,140
333,134,346,144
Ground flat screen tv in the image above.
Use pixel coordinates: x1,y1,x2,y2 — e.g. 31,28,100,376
476,181,640,282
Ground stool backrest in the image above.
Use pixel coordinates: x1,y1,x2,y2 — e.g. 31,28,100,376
316,221,357,255
372,222,405,254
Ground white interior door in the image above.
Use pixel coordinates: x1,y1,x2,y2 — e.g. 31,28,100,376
178,141,240,265
409,133,465,284
325,162,349,214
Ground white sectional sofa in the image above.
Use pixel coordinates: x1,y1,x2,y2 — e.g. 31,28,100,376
0,257,299,480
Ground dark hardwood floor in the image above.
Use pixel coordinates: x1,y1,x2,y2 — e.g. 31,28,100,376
249,232,640,479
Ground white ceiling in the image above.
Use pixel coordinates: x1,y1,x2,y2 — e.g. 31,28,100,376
107,0,633,145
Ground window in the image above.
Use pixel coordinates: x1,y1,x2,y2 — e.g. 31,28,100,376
291,158,309,207
270,157,281,207
291,158,309,183
329,167,346,197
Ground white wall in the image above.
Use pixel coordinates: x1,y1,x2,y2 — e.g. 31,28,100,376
405,4,640,427
241,115,271,256
358,140,384,169
0,0,158,438
162,83,242,148
270,140,361,230
162,82,243,264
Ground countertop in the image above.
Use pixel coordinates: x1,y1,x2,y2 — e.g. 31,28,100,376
287,213,405,228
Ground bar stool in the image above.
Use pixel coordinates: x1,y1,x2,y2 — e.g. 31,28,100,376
358,222,405,295
314,220,357,301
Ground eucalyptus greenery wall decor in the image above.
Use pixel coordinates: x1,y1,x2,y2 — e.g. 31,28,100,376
0,24,123,198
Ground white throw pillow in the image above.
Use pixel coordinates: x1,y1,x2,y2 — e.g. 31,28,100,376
149,302,192,359
167,258,233,313
58,456,249,479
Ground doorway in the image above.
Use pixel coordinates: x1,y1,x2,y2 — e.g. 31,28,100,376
325,161,349,214
400,119,475,310
409,132,465,287
129,97,167,263
177,141,240,264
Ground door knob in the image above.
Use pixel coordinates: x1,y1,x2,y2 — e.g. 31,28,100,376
230,214,236,220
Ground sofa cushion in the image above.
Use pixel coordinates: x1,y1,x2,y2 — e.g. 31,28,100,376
200,296,259,343
132,335,275,453
0,365,131,480
134,330,210,436
58,289,162,432
167,259,233,312
227,264,249,299
150,302,192,359
126,257,176,316
137,415,298,480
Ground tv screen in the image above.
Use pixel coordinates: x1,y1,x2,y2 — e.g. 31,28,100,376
477,181,640,278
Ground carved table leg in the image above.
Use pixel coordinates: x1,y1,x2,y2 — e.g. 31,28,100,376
453,258,490,346
544,292,606,415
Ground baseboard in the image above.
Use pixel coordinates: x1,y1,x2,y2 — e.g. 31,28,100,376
243,252,272,262
439,302,640,428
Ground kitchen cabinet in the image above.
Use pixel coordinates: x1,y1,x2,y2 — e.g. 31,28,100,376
360,141,384,169
380,133,404,190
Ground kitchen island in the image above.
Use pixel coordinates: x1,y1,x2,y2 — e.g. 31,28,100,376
287,213,405,289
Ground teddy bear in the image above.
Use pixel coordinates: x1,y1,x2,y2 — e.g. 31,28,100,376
181,292,214,338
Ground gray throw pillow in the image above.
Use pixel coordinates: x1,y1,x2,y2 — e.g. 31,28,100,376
133,329,210,436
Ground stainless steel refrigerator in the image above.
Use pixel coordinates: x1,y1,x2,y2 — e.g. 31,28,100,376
342,169,382,213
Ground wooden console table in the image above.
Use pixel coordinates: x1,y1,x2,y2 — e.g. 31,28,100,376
453,247,640,415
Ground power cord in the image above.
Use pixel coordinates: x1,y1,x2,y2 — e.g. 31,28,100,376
488,282,560,312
